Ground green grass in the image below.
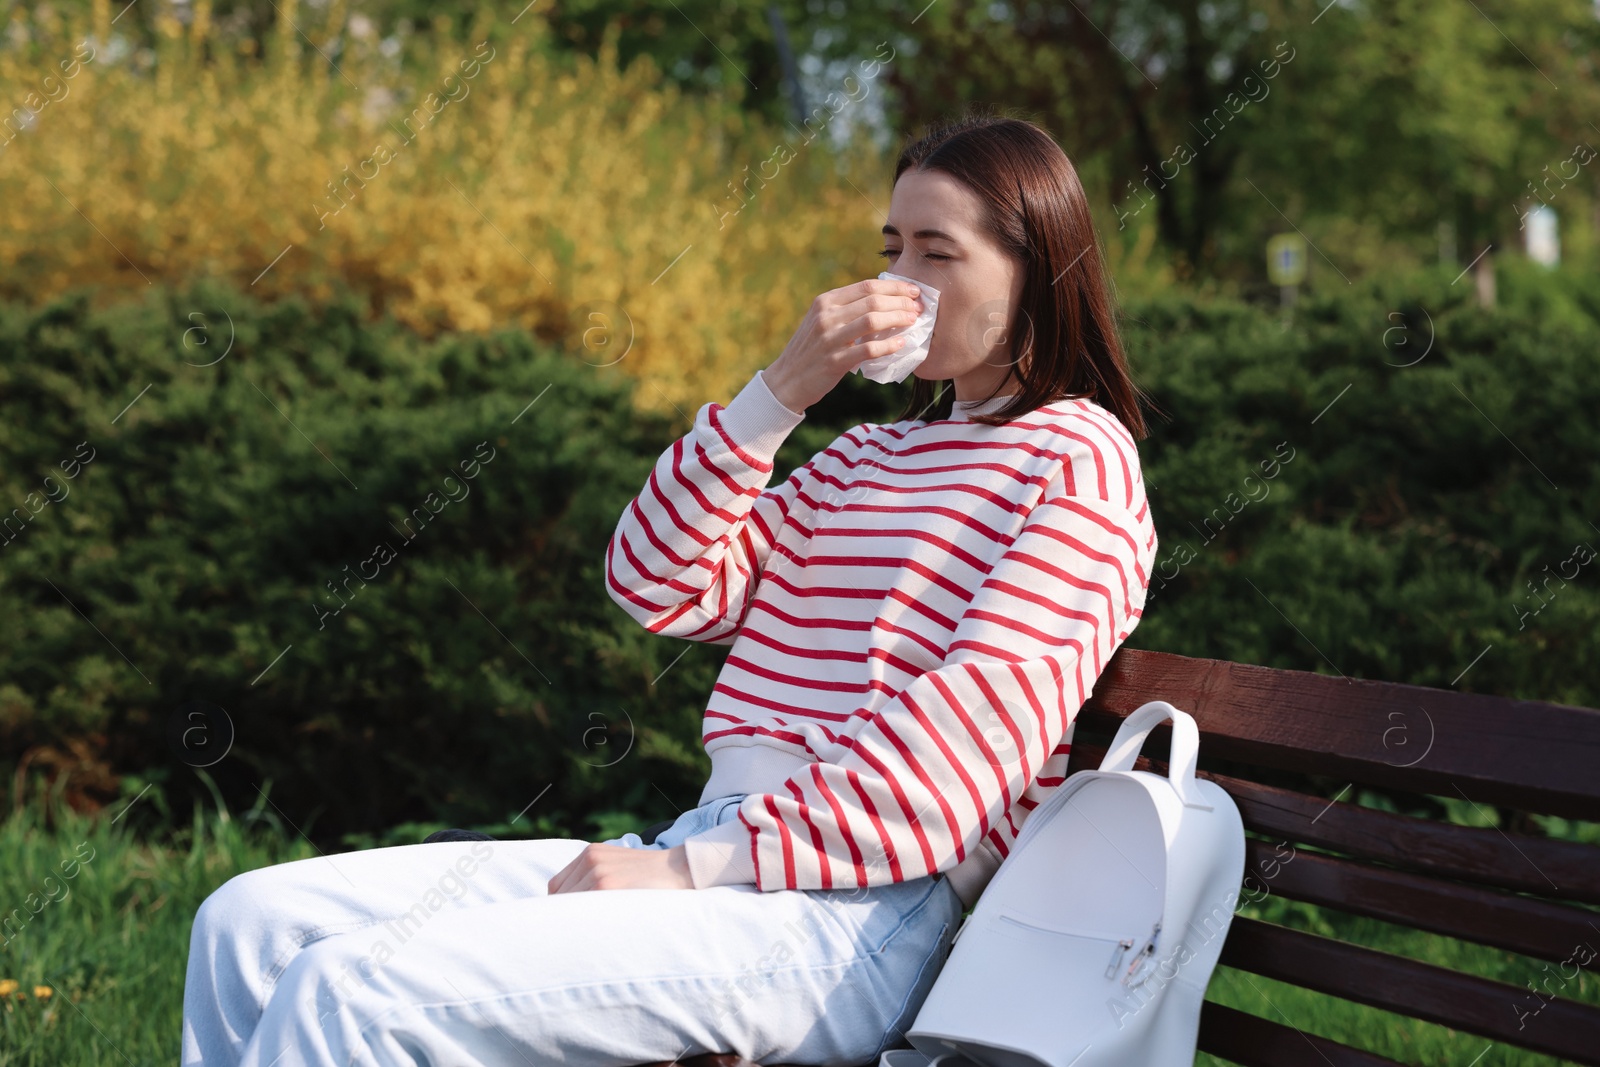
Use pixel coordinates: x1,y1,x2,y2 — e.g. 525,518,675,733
1,781,1595,1066
1194,808,1600,1067
1200,887,1600,1067
0,778,318,1065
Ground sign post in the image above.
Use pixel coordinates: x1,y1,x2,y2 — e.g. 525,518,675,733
1266,233,1307,310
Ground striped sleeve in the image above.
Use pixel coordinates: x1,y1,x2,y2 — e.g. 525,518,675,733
605,369,811,645
681,472,1154,890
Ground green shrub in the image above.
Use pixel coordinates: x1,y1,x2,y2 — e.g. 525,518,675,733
1,269,1594,847
0,282,786,843
1127,267,1599,712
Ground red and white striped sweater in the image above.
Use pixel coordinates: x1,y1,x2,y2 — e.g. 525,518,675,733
605,368,1157,908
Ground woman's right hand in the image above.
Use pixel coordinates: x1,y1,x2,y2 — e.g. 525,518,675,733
762,278,925,414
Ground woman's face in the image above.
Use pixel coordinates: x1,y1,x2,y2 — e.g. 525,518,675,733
879,167,1027,400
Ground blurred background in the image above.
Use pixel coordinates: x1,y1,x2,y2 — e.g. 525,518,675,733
0,0,1596,1061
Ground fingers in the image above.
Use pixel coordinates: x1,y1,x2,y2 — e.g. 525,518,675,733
862,275,922,300
822,278,921,319
849,334,909,363
546,858,570,894
547,849,587,894
768,276,926,410
842,277,923,316
856,305,923,337
824,280,924,349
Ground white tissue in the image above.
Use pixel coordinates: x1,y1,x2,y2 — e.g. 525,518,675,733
852,270,940,384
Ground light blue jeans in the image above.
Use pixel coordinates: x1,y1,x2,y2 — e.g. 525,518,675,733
181,793,965,1067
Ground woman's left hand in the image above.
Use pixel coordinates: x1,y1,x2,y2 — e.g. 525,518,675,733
547,843,696,893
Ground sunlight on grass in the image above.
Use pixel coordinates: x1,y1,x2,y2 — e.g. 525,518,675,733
1198,824,1600,1067
6,777,1593,1065
0,776,314,1064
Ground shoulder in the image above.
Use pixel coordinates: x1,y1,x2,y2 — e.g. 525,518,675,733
1028,398,1150,519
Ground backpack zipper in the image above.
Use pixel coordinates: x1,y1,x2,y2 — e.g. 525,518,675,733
1102,937,1136,979
1121,920,1163,987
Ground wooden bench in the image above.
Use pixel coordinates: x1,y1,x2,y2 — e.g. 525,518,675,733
639,647,1600,1067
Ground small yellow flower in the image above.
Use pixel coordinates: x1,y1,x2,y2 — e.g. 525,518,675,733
33,985,53,999
0,979,17,996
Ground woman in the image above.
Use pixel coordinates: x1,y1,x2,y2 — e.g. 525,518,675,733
181,111,1157,1067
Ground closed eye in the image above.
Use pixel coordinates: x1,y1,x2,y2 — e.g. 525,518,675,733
877,248,949,261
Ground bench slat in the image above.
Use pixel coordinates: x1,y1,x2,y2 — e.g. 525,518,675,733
1065,740,1600,904
1196,1001,1412,1067
1217,916,1600,1065
1084,650,1600,820
1239,837,1600,964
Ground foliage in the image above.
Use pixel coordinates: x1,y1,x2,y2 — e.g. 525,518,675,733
1127,262,1599,708
807,0,1600,282
14,0,868,133
9,0,1596,308
2,268,1596,845
0,282,747,842
0,2,899,420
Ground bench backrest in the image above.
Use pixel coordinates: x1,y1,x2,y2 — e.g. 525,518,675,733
1060,648,1600,1066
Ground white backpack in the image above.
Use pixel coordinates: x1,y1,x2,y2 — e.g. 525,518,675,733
888,700,1246,1067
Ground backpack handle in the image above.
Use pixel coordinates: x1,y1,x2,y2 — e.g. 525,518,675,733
1096,700,1213,810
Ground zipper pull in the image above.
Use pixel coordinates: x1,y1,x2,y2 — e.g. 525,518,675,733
1103,937,1135,979
1122,921,1162,987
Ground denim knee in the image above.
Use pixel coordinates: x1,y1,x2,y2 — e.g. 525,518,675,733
191,868,274,961
245,935,382,1066
195,864,379,1000
276,933,381,1014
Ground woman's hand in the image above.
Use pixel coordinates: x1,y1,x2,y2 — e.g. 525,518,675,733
763,277,925,414
546,843,696,893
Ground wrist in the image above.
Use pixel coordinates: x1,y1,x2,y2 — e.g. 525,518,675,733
713,369,807,466
682,817,759,888
665,845,695,889
760,365,808,416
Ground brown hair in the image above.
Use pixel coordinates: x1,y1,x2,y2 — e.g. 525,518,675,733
890,108,1154,440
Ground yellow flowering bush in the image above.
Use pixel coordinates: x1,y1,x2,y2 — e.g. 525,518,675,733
1,3,1170,416
0,3,894,416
